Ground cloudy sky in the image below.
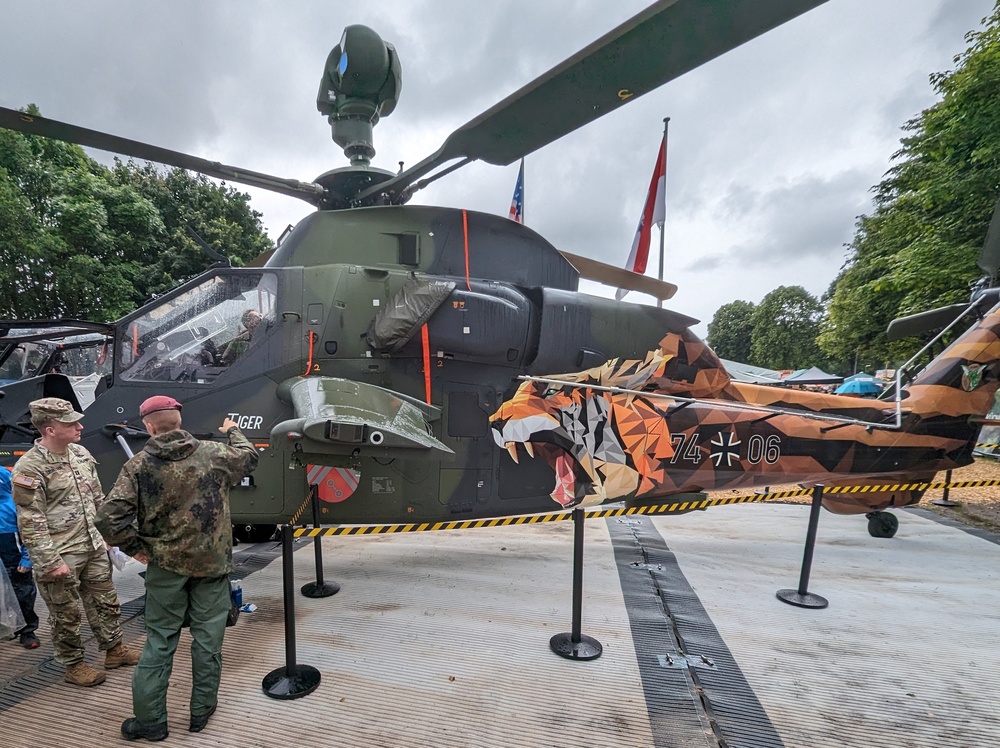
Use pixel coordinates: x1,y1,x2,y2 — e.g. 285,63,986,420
1,0,994,335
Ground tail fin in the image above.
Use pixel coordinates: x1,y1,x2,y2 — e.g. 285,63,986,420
906,300,1000,418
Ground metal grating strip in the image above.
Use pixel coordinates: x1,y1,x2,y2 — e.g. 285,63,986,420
609,515,785,748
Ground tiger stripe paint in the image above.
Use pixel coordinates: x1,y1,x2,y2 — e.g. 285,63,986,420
491,301,1000,517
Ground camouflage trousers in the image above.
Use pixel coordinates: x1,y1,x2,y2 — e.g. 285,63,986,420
35,549,123,665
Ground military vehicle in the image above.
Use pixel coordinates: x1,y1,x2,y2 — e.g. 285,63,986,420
1,0,996,542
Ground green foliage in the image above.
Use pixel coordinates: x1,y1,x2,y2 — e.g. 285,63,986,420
706,299,756,362
749,286,824,370
819,5,1000,366
0,105,273,321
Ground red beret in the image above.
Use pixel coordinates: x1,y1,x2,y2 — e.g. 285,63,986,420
139,395,183,417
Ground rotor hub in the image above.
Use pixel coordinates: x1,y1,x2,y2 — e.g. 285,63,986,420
312,166,403,209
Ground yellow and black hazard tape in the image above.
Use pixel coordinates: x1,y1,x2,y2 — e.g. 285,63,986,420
824,479,1000,494
292,494,808,537
722,478,1000,502
288,493,314,526
291,477,1000,537
293,503,734,538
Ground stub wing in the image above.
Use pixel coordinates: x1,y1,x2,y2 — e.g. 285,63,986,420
273,377,454,460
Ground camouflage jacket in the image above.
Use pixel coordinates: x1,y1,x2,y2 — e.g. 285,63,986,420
96,427,258,578
12,442,107,575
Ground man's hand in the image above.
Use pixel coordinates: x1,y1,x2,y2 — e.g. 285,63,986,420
133,551,149,565
47,563,71,579
16,564,29,574
220,417,239,433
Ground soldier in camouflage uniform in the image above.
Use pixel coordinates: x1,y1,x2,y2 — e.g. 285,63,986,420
11,397,140,686
96,395,258,741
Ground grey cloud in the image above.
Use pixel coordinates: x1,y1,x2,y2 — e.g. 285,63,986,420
683,170,873,272
0,0,994,323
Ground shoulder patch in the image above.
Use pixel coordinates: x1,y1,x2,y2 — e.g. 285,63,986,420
12,474,41,489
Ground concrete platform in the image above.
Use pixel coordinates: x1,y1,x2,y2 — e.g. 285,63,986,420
1,504,998,747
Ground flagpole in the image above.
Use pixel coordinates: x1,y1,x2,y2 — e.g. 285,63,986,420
657,117,670,309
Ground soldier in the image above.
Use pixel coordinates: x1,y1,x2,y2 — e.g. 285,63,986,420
220,308,262,365
96,395,258,741
11,397,140,686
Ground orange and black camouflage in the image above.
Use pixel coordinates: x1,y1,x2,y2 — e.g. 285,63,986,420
491,302,1000,515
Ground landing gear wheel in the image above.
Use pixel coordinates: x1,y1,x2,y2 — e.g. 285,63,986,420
865,511,898,539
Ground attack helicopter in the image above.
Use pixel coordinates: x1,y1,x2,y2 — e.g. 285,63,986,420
0,0,995,543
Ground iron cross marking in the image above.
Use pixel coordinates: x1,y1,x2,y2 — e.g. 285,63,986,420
709,431,741,467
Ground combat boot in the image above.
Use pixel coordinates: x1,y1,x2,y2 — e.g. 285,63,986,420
121,718,168,742
64,662,106,687
105,642,141,669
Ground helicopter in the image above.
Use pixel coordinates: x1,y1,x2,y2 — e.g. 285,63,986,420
0,0,994,543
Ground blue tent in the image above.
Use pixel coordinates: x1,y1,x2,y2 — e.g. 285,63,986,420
835,379,882,396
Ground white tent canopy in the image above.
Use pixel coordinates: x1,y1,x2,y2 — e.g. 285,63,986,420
721,359,783,385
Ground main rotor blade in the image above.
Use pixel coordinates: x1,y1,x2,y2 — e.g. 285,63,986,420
0,106,325,205
977,195,1000,276
367,0,828,201
560,251,677,300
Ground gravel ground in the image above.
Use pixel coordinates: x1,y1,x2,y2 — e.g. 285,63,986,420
920,457,1000,535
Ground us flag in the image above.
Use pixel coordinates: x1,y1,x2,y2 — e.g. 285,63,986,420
508,158,524,223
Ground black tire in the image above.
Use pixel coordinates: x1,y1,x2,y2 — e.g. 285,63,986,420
866,511,899,539
233,524,277,544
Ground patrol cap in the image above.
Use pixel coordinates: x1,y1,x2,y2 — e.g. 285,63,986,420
139,395,183,417
28,397,84,423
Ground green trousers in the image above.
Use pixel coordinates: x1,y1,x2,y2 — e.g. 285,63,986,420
133,565,229,724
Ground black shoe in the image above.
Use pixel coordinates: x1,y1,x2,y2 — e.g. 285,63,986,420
19,632,40,649
121,718,168,742
189,704,217,733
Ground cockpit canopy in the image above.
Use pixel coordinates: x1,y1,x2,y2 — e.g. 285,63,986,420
118,271,277,383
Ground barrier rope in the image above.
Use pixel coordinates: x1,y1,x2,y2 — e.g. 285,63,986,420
287,492,314,526
292,477,1000,537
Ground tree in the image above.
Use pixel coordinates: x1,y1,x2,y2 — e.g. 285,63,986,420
820,6,1000,366
0,105,273,321
113,162,273,298
706,299,756,362
749,286,824,370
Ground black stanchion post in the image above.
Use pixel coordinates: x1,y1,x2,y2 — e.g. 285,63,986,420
932,469,959,507
550,507,603,660
262,524,322,699
301,486,340,598
776,484,829,609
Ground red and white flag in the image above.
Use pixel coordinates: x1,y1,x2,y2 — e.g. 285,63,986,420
617,137,666,300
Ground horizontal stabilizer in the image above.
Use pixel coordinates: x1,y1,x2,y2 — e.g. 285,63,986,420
273,377,454,459
886,303,969,341
886,288,1000,342
559,251,677,300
